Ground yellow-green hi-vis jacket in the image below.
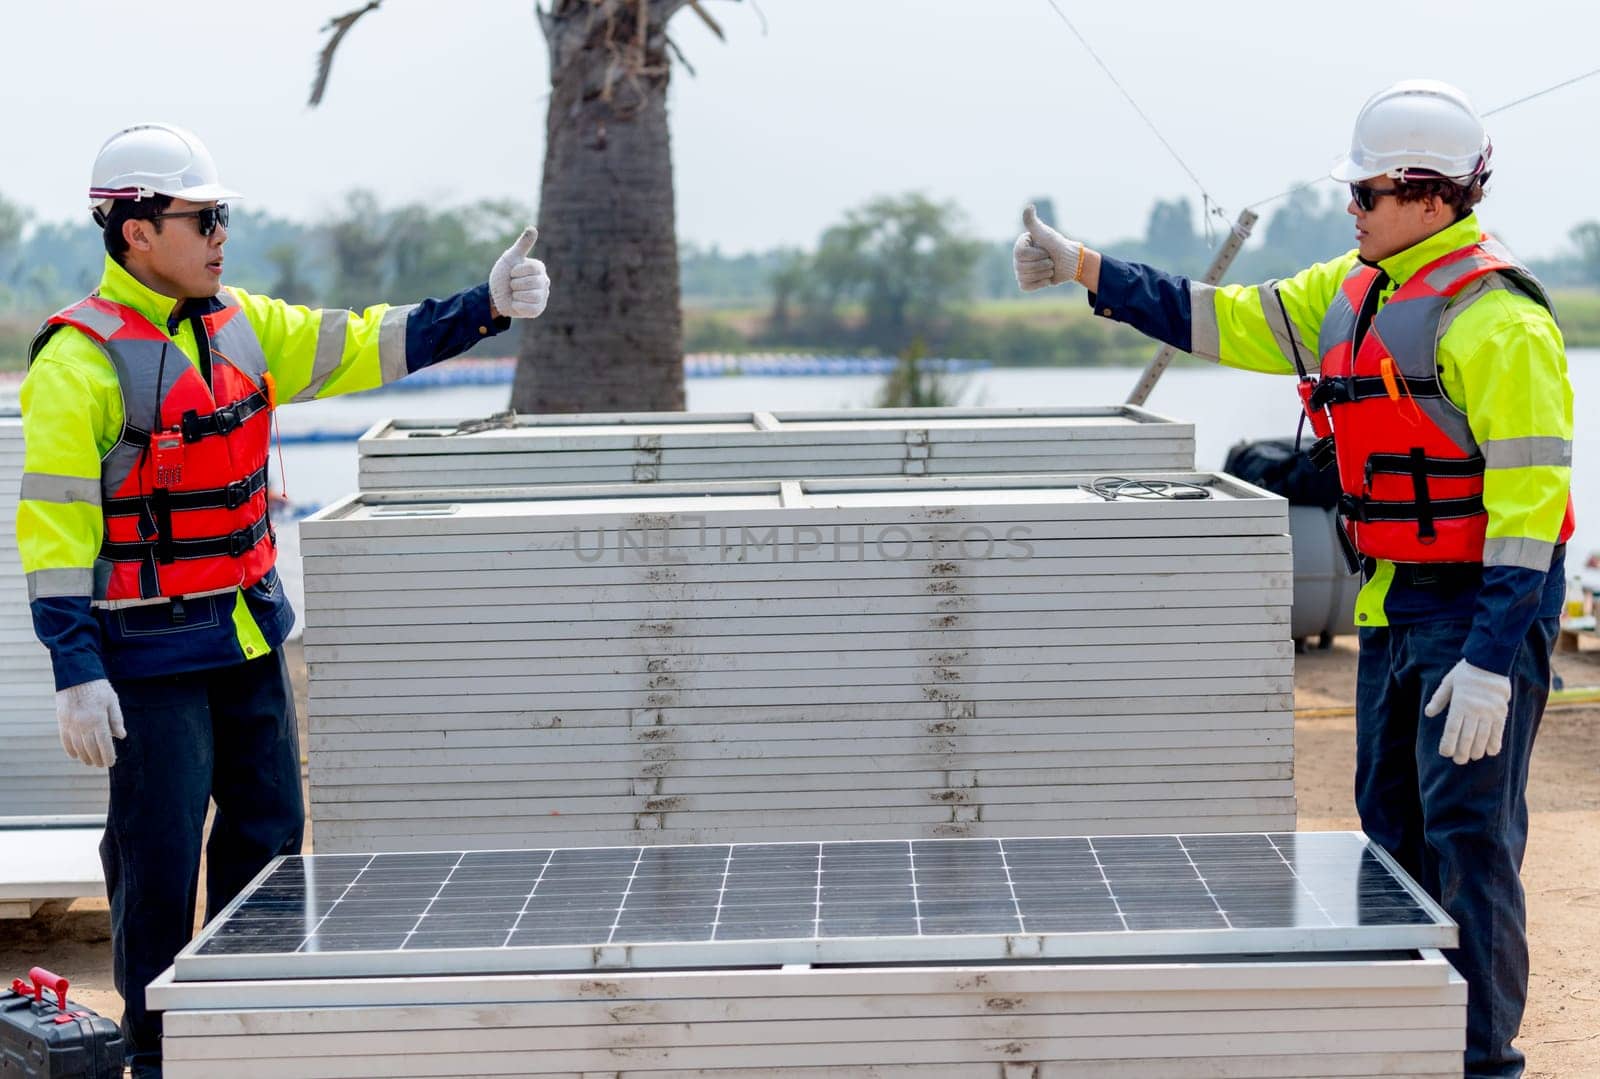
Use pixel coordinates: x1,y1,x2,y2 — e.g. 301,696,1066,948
18,255,507,689
1088,214,1572,675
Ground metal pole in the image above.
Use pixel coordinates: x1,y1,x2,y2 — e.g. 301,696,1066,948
1126,208,1258,406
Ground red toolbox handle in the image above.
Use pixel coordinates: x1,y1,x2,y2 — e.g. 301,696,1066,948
27,968,69,1011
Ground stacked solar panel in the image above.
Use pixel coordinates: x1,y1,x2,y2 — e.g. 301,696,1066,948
354,406,1197,491
153,832,1466,1077
301,473,1294,852
0,405,107,820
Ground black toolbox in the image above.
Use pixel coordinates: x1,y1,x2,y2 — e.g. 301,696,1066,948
0,968,123,1078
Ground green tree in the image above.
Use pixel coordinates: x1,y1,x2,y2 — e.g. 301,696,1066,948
1568,221,1600,286
0,193,26,258
385,201,522,305
765,252,816,341
265,243,316,306
1141,197,1206,270
807,193,983,352
0,192,33,306
876,337,965,408
324,189,389,309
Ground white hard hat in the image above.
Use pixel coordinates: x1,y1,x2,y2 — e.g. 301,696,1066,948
1330,79,1492,184
88,122,242,217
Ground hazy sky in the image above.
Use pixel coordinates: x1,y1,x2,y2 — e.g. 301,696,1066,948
6,1,1599,259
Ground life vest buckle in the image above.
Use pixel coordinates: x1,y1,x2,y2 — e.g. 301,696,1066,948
1338,493,1368,523
1308,378,1355,409
227,528,254,558
211,405,241,436
223,478,250,510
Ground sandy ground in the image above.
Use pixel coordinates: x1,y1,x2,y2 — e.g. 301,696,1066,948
5,637,1598,1076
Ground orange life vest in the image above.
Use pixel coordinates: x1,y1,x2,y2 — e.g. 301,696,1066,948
32,294,277,601
1309,238,1574,564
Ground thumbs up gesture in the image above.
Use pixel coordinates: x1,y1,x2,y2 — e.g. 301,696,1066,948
489,226,550,319
1013,204,1085,292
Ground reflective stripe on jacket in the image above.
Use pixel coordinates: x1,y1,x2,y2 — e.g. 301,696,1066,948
30,294,277,602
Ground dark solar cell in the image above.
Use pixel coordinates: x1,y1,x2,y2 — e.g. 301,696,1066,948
190,833,1449,972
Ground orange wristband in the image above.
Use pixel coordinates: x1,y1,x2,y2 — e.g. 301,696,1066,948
1071,245,1087,283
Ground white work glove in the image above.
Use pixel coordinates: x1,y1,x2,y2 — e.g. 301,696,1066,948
489,226,550,319
1014,203,1085,292
55,678,126,769
1425,659,1512,766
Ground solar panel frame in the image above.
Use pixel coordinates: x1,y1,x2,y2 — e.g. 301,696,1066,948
151,947,1464,1012
174,832,1453,982
306,473,1286,538
355,407,1195,467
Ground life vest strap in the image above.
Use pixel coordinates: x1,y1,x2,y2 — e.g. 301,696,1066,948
103,464,269,516
1339,492,1485,524
100,513,271,563
1364,451,1485,479
119,386,270,449
1309,373,1446,408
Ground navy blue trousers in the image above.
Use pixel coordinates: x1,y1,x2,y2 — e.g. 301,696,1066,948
101,650,305,1074
1356,616,1555,1079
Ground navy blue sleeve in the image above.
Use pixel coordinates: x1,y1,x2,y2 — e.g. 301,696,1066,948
405,282,511,374
31,596,106,690
1463,560,1565,675
1086,254,1194,353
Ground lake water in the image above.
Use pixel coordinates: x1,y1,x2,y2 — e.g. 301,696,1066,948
271,356,1599,633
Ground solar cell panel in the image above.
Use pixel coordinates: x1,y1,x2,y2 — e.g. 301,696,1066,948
177,831,1452,981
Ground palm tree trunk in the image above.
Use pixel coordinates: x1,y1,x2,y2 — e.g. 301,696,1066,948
512,1,688,414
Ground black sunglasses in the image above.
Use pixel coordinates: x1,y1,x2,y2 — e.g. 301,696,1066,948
149,203,230,236
1349,183,1400,213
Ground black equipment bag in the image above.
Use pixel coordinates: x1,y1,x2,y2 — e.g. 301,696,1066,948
1222,436,1342,509
0,968,123,1078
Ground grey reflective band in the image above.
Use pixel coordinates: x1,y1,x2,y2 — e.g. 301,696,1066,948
1256,281,1314,373
1187,283,1221,361
1438,275,1507,342
1479,238,1519,265
1317,286,1360,364
293,309,352,402
1425,254,1493,294
1483,535,1558,572
72,305,125,341
19,472,102,505
26,567,94,601
211,309,271,381
378,304,415,385
1483,436,1572,470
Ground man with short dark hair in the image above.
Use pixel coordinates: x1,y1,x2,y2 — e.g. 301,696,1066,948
1014,80,1571,1078
17,122,552,1077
